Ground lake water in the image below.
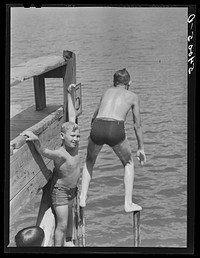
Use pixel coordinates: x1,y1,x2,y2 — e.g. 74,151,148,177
10,7,188,247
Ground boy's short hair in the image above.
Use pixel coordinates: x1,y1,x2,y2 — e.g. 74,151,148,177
15,226,45,246
113,68,131,86
61,121,79,133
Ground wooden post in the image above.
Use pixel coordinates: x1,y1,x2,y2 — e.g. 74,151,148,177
79,207,86,246
33,75,46,110
72,191,86,247
133,211,140,247
62,50,76,122
72,197,78,246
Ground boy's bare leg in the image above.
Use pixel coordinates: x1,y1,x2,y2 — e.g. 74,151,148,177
79,162,92,207
112,139,142,212
124,159,142,212
79,137,102,207
54,205,69,246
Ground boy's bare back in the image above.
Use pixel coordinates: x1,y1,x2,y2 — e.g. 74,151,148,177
97,86,138,121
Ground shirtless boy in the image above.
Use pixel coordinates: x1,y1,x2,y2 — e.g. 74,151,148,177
79,68,146,212
21,86,80,246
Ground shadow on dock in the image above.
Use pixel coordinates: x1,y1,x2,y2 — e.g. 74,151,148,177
10,104,60,141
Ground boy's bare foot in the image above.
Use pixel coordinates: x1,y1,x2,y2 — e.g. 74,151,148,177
124,203,142,212
65,241,75,247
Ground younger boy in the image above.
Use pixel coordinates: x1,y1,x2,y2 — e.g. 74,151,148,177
21,121,80,247
21,84,80,247
21,120,80,247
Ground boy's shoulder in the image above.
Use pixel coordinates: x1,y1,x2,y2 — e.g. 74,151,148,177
56,146,78,158
53,147,67,158
126,90,138,100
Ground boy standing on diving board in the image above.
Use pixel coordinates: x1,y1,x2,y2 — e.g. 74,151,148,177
80,68,146,212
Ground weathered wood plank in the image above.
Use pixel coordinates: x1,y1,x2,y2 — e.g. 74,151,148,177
34,75,46,110
133,211,140,247
63,52,76,122
10,103,60,120
40,65,66,78
10,140,55,200
10,161,54,222
24,106,64,136
11,56,67,86
78,207,86,246
10,104,61,141
10,117,63,199
10,106,63,146
73,190,86,246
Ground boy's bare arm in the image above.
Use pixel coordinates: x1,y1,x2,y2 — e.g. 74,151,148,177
67,84,76,123
20,131,62,161
132,95,144,149
91,96,102,124
131,95,146,165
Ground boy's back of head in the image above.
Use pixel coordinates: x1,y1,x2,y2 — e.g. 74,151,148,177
15,226,45,247
113,68,131,86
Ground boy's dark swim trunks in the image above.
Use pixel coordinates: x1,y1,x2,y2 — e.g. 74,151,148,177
90,118,126,147
51,183,78,207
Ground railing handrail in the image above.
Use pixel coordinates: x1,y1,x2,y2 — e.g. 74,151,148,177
11,55,67,87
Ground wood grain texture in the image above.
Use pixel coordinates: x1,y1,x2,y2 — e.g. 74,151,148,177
10,106,63,144
133,211,140,247
63,52,76,122
10,107,64,221
11,55,67,86
10,117,63,200
10,162,53,222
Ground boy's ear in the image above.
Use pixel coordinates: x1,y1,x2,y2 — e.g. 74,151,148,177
60,132,64,139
